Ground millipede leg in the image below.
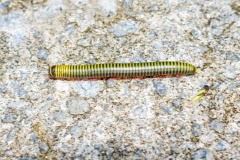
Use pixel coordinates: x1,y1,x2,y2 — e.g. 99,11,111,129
175,74,184,78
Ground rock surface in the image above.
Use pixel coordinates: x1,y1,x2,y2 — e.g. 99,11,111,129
0,0,239,159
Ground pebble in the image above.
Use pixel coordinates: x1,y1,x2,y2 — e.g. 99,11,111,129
76,81,104,98
214,141,230,151
152,81,168,95
52,112,68,122
122,0,132,8
10,81,27,99
39,141,49,153
224,71,235,79
77,33,92,47
191,29,200,39
121,83,129,98
226,52,240,61
65,24,74,36
17,158,37,160
118,37,126,44
148,29,158,40
191,149,214,160
148,4,159,12
106,79,116,87
70,126,83,138
171,146,180,153
227,83,235,93
151,41,161,50
8,101,24,109
37,49,48,60
132,55,145,63
209,120,224,133
129,36,136,43
192,123,202,136
172,99,181,108
30,133,38,143
162,106,173,115
155,147,162,155
214,82,221,88
0,86,7,93
0,0,10,14
12,56,19,65
94,144,103,152
108,20,137,37
112,152,119,158
133,107,146,118
67,98,89,115
3,113,17,123
6,130,16,142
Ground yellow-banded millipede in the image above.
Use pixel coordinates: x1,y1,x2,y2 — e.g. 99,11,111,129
48,61,198,79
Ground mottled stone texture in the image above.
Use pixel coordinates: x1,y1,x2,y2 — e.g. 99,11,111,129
0,0,240,159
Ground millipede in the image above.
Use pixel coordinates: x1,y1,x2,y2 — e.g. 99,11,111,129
48,61,198,80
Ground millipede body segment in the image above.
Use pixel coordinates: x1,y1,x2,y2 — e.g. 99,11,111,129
48,62,198,79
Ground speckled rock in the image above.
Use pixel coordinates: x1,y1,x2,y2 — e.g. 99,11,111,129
108,20,137,37
75,81,104,98
3,113,17,123
37,49,48,60
67,98,89,115
39,141,49,153
77,33,92,47
70,126,83,138
152,81,168,95
191,149,214,160
192,123,202,136
52,112,68,122
214,141,230,151
209,120,224,133
106,79,116,87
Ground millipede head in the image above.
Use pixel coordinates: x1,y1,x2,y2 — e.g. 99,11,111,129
48,65,56,78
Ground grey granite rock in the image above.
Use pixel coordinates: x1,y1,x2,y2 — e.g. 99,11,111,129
191,29,200,39
37,49,48,60
192,123,202,136
106,79,116,87
148,30,158,40
151,41,161,50
214,141,230,151
162,106,173,115
52,112,68,122
172,99,181,108
152,81,168,95
209,120,224,133
226,52,240,61
148,4,159,12
171,146,180,154
108,20,137,37
6,130,15,142
3,113,17,123
213,82,221,88
133,107,146,118
77,34,92,47
122,0,132,8
0,86,7,93
118,37,126,44
191,149,214,160
10,82,27,99
76,81,104,98
68,98,89,115
12,56,18,65
94,144,103,152
70,126,83,138
132,55,145,63
39,141,49,153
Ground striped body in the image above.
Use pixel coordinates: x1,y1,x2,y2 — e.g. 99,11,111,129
49,62,198,79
